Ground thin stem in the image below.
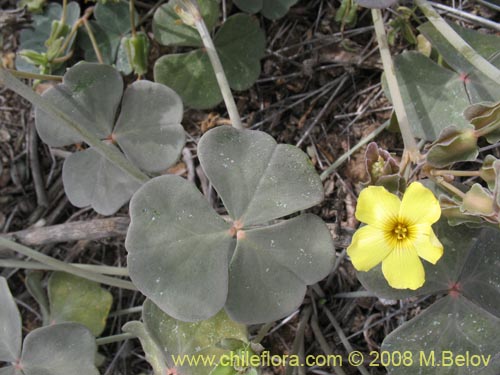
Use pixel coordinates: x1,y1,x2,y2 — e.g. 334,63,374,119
416,0,500,83
83,19,104,64
433,177,466,199
0,236,136,290
96,333,134,346
431,169,481,177
320,121,389,181
6,69,63,82
109,306,143,317
61,0,68,26
0,259,129,276
130,0,137,37
188,1,243,129
0,68,149,184
371,9,420,162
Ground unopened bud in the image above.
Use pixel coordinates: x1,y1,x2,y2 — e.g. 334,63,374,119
461,184,495,216
426,126,478,168
172,0,201,28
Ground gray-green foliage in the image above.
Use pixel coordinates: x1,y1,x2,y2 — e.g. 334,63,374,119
78,0,140,72
126,126,334,324
48,272,113,336
34,62,185,215
123,300,248,375
153,0,266,109
357,222,500,374
16,2,80,73
232,0,298,20
0,277,99,375
385,23,500,141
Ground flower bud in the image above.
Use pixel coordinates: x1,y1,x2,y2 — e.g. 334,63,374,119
480,155,498,190
464,101,500,144
461,184,495,216
426,125,478,168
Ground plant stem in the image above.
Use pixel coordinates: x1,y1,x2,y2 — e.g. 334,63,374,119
0,259,129,276
415,0,500,83
431,169,481,177
61,0,68,26
253,321,274,344
371,9,420,162
433,177,466,199
109,306,143,317
0,236,136,290
320,120,389,181
96,333,134,346
130,0,137,37
6,69,63,82
83,19,104,64
188,1,243,129
0,68,149,184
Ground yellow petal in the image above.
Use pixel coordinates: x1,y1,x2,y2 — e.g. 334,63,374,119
408,224,444,264
355,186,400,229
400,182,441,225
347,225,393,271
381,247,425,290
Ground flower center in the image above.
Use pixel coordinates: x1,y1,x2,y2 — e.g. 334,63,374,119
393,223,409,240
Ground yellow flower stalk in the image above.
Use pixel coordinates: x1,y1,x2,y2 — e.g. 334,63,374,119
347,182,443,290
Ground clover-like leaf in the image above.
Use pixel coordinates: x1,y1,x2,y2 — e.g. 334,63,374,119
233,0,298,20
0,277,22,363
142,299,247,375
79,0,138,66
198,126,324,226
20,323,99,375
154,14,265,109
48,272,113,336
16,2,80,73
382,296,500,374
35,63,123,146
0,277,99,375
387,51,471,141
113,80,185,172
126,127,334,323
126,175,233,322
419,22,500,104
62,146,142,215
35,62,185,215
153,0,219,47
25,272,50,326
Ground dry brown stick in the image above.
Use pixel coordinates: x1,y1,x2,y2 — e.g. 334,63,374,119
28,119,49,208
0,217,130,247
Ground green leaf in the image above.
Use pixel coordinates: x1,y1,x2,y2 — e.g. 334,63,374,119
0,367,16,375
390,51,471,141
48,272,113,336
62,146,142,215
16,2,80,73
233,0,298,20
214,14,266,91
153,0,219,47
142,300,247,375
419,22,500,103
20,323,99,375
225,214,334,323
0,277,22,362
126,175,234,322
79,0,138,65
154,14,265,109
126,128,333,323
382,296,500,374
113,81,185,172
198,126,324,226
35,62,123,146
154,50,221,109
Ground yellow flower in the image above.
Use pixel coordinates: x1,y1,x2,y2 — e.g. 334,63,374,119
347,182,443,290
